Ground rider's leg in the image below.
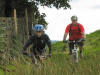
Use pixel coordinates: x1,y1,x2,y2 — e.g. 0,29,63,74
41,48,46,56
69,42,73,55
31,48,40,64
34,48,46,62
39,48,47,60
37,48,47,65
31,48,47,64
31,53,36,64
34,50,41,62
78,41,84,57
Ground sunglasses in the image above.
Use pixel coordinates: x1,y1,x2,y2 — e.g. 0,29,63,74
72,20,77,21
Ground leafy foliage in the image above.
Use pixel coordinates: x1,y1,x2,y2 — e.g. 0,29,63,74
0,0,71,27
13,0,71,9
34,0,71,9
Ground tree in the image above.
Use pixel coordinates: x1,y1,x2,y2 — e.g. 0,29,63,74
0,0,71,29
34,0,71,9
0,0,71,64
0,0,71,17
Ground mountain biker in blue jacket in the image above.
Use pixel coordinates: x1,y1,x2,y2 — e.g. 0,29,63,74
22,24,52,63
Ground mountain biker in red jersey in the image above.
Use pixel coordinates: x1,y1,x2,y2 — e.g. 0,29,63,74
63,15,86,57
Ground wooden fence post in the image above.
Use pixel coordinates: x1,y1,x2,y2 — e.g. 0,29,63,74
25,8,29,38
25,8,30,53
14,8,18,34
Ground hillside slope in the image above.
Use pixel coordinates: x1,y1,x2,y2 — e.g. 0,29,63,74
84,30,100,55
0,30,100,75
53,30,100,54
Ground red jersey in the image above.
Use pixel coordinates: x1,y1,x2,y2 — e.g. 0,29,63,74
65,23,85,40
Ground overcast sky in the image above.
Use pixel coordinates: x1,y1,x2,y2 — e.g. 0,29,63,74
39,0,100,40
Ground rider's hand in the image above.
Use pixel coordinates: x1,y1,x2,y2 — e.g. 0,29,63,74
78,38,85,42
22,50,28,56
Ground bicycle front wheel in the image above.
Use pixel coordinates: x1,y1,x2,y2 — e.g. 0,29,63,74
73,52,79,63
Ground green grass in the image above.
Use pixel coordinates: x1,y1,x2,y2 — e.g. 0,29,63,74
0,30,100,75
0,69,4,75
2,52,100,75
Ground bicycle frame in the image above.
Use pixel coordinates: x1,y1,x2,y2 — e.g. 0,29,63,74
72,41,79,54
69,41,79,63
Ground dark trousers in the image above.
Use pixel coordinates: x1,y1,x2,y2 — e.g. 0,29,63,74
69,40,84,54
30,48,46,64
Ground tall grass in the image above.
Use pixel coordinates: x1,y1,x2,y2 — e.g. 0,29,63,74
4,52,100,75
1,30,100,75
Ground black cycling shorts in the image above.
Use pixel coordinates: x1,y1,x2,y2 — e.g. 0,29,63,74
69,40,84,48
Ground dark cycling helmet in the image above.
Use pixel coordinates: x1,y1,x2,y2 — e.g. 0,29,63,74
71,15,78,21
34,24,44,32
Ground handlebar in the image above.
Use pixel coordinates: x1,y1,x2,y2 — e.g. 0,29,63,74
78,38,85,42
66,38,85,43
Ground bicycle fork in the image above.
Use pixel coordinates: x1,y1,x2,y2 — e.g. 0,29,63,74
72,44,79,63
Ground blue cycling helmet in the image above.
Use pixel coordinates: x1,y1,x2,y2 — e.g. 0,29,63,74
34,24,44,32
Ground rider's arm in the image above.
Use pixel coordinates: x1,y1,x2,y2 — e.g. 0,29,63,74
80,24,86,38
82,32,86,38
23,36,34,51
45,34,52,54
63,33,68,41
63,24,70,41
